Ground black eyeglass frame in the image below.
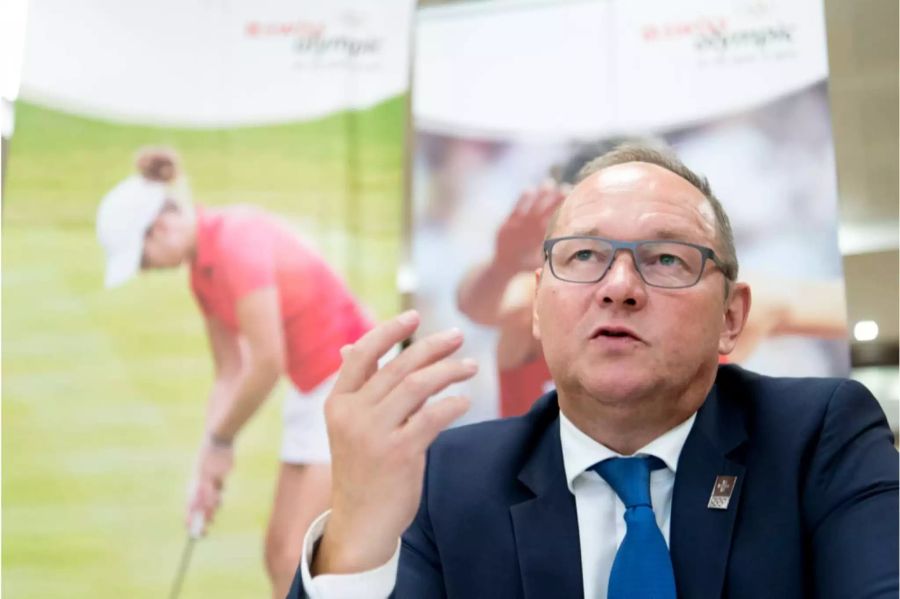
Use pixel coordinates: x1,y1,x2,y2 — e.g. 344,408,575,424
542,235,731,289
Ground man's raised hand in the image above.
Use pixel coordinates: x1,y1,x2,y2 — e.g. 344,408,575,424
313,311,478,575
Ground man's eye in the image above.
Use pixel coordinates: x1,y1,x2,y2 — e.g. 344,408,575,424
659,253,680,266
572,249,596,262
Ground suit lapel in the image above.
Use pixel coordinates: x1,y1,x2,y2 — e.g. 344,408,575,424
510,395,584,599
670,381,748,598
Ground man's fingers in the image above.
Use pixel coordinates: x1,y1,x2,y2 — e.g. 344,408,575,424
332,311,420,395
376,358,478,426
362,327,465,403
401,395,471,450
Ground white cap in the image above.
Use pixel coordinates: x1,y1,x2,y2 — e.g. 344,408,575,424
96,175,168,288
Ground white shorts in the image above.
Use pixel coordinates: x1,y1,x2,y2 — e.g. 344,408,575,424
280,373,337,464
279,345,400,464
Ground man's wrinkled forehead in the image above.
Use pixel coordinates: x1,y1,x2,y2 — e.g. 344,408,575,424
552,162,717,238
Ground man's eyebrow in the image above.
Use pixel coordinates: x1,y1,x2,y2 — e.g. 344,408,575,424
651,228,694,241
563,227,695,240
568,227,602,236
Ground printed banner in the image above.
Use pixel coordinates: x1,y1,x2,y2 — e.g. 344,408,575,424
414,0,828,138
4,1,411,597
20,0,412,127
412,0,848,423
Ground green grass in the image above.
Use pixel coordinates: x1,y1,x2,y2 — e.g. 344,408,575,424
3,98,405,598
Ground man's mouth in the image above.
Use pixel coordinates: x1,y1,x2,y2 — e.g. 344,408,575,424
590,326,643,342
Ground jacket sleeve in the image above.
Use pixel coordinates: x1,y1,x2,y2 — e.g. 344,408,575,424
283,512,399,599
285,557,307,598
285,451,446,599
803,379,899,598
393,448,447,598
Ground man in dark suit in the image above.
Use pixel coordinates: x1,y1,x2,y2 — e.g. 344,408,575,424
288,145,898,598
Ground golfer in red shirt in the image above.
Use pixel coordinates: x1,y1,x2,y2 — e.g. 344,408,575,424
96,148,373,598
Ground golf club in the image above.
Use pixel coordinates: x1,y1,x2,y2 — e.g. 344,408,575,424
167,512,206,599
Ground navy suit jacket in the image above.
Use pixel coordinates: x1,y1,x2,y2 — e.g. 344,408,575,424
289,365,898,598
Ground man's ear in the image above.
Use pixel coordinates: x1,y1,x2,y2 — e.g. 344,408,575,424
719,282,751,355
532,267,543,341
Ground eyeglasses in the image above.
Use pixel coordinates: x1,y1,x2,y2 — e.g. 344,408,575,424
542,236,728,289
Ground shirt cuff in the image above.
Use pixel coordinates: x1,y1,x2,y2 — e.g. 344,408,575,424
301,510,401,599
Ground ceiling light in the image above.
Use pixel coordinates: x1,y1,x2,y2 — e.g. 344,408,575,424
853,320,879,342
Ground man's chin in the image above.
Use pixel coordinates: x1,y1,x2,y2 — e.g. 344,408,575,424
579,371,658,405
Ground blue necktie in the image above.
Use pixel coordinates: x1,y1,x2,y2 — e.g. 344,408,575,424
591,456,677,599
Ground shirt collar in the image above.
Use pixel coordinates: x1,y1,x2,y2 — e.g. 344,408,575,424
559,408,696,493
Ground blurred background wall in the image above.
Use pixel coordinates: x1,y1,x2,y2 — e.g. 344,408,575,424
823,0,899,430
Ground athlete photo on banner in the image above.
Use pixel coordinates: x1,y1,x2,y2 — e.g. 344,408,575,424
411,0,848,421
4,1,410,597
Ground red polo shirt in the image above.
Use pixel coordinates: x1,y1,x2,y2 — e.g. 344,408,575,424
190,205,373,392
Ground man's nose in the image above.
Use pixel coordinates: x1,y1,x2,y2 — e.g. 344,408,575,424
595,251,648,309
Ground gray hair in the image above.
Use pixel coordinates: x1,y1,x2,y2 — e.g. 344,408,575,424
554,142,739,282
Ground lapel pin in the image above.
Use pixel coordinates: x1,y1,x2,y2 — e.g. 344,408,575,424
707,475,737,510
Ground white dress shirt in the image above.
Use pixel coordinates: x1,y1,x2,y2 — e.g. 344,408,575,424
560,411,695,598
301,411,697,599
